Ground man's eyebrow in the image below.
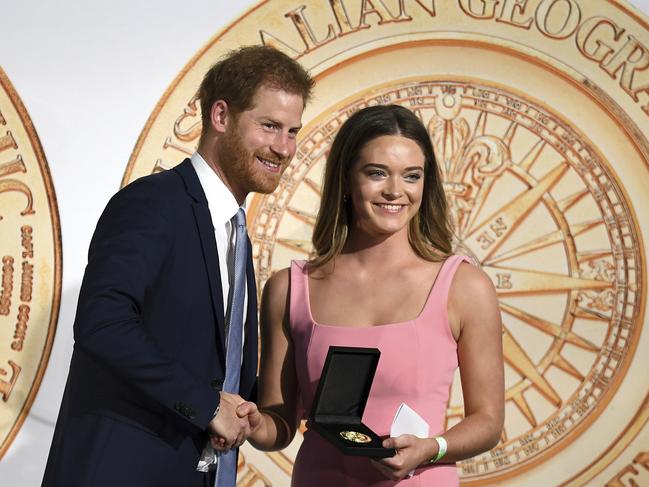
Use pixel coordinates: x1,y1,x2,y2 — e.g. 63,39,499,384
259,117,302,131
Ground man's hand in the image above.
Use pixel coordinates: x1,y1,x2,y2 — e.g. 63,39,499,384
207,392,251,451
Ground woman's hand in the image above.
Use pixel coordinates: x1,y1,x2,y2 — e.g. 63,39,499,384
371,435,437,481
236,401,263,436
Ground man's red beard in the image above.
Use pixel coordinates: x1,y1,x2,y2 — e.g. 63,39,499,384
218,126,288,196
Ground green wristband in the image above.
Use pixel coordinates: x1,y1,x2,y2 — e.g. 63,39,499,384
429,436,447,463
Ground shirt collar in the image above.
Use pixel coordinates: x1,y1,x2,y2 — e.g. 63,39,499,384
190,152,243,227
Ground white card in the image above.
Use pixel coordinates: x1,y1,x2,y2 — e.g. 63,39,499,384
390,403,430,477
391,402,429,438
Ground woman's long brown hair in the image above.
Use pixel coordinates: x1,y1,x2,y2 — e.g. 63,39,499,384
310,104,452,268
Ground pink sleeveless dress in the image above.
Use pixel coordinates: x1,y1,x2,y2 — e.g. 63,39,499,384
289,255,469,487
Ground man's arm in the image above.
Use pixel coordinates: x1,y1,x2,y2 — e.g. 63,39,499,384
73,179,218,432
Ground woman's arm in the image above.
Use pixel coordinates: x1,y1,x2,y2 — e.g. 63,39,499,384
375,262,504,480
238,268,302,451
434,261,504,458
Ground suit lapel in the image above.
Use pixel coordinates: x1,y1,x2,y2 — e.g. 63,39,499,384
174,159,226,364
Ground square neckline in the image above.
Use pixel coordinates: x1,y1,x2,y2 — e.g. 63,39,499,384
303,256,452,329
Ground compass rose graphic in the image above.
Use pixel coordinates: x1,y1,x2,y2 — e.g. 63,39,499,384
247,79,642,481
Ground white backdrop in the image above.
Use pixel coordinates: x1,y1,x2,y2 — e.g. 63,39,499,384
1,1,649,485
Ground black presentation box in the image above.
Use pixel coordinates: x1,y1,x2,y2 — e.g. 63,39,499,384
308,346,396,458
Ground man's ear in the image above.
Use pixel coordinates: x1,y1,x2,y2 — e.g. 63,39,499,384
210,100,230,134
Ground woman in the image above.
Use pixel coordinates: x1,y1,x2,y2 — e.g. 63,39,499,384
241,104,504,485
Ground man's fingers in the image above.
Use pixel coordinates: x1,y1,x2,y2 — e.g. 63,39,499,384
209,394,259,449
221,391,245,405
210,435,230,451
210,439,226,451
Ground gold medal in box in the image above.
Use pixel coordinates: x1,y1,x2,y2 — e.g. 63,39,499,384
340,431,372,444
309,346,395,458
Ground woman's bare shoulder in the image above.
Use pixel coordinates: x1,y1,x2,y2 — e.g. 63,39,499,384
449,260,499,322
263,267,290,301
260,267,293,325
452,260,495,293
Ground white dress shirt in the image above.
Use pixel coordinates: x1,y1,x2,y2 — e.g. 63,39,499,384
192,152,250,474
190,152,248,349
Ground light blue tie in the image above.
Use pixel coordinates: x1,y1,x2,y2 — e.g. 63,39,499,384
215,208,247,487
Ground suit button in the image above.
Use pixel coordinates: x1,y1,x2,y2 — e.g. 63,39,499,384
174,402,182,412
211,379,223,390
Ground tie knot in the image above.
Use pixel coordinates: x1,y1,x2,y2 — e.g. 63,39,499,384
233,208,246,228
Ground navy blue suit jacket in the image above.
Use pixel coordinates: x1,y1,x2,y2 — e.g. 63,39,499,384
42,159,258,487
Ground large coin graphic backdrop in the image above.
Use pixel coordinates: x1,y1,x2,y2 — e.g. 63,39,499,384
0,67,61,459
124,1,649,485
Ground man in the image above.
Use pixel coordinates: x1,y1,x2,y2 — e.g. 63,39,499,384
42,45,313,487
